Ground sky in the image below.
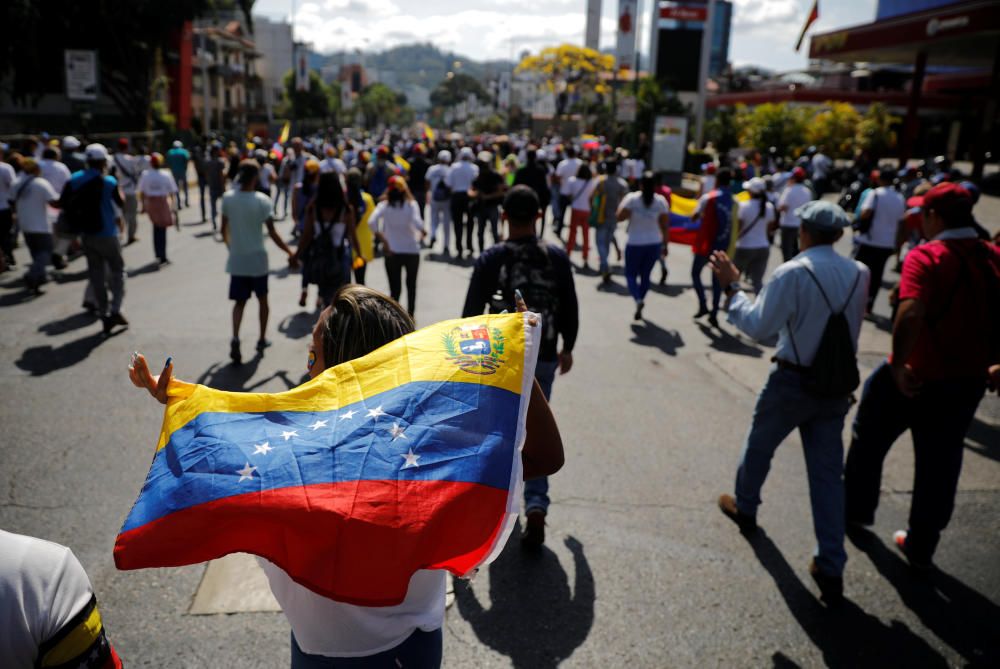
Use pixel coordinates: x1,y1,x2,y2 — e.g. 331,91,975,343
252,0,878,72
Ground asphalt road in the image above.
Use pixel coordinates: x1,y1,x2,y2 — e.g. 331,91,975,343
1,189,998,668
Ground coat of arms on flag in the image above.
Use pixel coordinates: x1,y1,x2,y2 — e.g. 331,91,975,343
114,313,539,607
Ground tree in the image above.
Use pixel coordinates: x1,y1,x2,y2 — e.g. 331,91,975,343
430,72,488,108
705,105,744,155
358,83,411,129
0,0,255,129
739,103,811,157
807,102,861,159
854,102,900,163
280,69,331,120
516,44,615,116
635,77,686,138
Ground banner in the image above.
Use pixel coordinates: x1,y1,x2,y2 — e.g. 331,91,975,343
651,115,688,173
616,0,638,69
65,50,98,101
498,71,511,111
585,0,603,50
294,44,309,92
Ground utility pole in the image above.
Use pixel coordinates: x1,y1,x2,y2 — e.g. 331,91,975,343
694,0,716,149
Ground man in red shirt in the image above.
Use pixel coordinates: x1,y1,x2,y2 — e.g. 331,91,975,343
844,182,1000,569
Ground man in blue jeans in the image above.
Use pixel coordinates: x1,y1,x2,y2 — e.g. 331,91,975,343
462,185,579,551
709,201,869,605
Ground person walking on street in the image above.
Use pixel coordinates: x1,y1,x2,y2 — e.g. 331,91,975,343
192,141,209,223
616,172,670,320
408,143,430,222
426,150,452,255
553,146,582,238
513,148,551,236
297,172,358,309
446,147,478,258
711,200,869,605
844,182,1000,570
166,141,191,210
854,169,906,313
221,160,298,364
470,151,505,256
594,159,628,282
370,176,426,317
775,167,812,262
206,144,228,231
462,185,578,551
9,158,59,294
692,168,735,327
564,164,597,268
137,153,179,264
0,144,17,270
62,144,129,335
346,168,375,285
109,138,144,244
733,177,776,294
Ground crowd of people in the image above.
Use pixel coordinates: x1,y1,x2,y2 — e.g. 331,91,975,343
1,125,998,667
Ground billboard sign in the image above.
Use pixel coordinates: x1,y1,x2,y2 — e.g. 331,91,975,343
616,0,638,69
652,115,688,173
65,50,98,101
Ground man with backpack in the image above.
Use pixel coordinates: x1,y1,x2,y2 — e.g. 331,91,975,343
709,200,869,606
844,182,1000,570
61,144,129,335
462,185,578,551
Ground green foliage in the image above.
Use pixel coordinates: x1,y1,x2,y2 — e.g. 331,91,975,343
738,103,811,157
430,73,489,108
358,83,412,129
471,114,506,134
281,69,331,120
636,77,686,137
705,105,744,155
854,102,900,162
807,102,861,159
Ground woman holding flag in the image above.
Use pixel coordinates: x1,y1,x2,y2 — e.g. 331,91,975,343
126,285,564,668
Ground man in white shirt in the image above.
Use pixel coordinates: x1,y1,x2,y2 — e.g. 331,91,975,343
553,146,582,237
854,169,906,312
446,147,479,258
10,158,59,293
425,150,452,254
711,200,870,607
109,137,144,244
320,146,347,175
0,144,16,269
776,166,813,261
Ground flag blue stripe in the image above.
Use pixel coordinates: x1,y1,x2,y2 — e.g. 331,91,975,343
122,381,521,532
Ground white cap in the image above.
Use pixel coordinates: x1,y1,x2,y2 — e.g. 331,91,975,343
85,143,109,161
437,150,452,163
63,136,81,150
477,150,493,163
536,149,546,161
459,146,474,160
172,140,183,148
743,177,767,195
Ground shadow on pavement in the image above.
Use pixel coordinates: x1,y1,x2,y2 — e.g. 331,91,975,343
744,529,949,668
278,310,318,340
39,311,98,336
595,278,630,295
964,416,1000,464
629,319,684,356
15,329,115,376
454,533,594,669
196,354,299,392
648,281,690,298
696,322,764,358
52,268,90,284
127,261,162,278
848,528,1000,665
0,287,36,306
424,251,473,267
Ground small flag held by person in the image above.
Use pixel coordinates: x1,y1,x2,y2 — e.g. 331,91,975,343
795,0,820,52
115,313,540,607
277,121,291,146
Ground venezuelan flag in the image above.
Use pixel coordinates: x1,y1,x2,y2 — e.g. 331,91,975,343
278,121,291,146
115,313,539,607
668,191,750,256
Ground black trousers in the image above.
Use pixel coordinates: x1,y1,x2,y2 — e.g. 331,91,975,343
384,253,419,315
449,193,471,254
854,243,894,311
779,227,799,262
0,209,14,263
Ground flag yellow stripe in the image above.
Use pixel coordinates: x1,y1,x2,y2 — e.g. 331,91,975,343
672,194,699,217
40,606,103,666
156,314,527,451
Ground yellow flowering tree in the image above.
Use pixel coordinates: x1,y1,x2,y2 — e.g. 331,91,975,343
516,44,615,115
807,101,861,159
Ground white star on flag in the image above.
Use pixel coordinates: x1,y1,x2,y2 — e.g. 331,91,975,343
253,442,273,455
309,419,328,431
366,405,386,420
401,448,420,468
389,422,408,440
339,409,357,420
237,463,257,482
281,429,299,441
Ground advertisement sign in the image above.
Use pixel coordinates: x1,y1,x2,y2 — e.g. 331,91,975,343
498,71,511,110
616,0,638,69
294,44,309,92
585,0,602,50
661,5,708,22
616,94,637,122
652,115,688,172
65,50,98,101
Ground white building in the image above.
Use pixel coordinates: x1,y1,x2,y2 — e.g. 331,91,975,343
252,16,294,121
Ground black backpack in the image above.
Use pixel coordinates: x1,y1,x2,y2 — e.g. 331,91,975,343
304,219,344,287
61,175,105,235
490,240,561,347
432,177,451,202
789,264,863,398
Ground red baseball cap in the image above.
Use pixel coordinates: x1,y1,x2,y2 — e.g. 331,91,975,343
376,145,390,157
792,166,807,180
922,182,973,224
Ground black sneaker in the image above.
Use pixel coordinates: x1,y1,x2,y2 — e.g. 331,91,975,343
256,338,271,353
633,301,644,321
230,337,242,365
708,314,720,328
718,494,757,535
694,307,709,319
521,509,545,552
809,559,844,606
893,530,933,571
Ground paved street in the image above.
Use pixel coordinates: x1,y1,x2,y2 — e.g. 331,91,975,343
1,190,998,668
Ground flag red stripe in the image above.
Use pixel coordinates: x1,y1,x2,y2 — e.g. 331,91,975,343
114,480,509,607
795,0,820,52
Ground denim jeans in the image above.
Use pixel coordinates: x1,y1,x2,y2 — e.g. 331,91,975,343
290,628,442,669
595,223,615,274
173,175,189,208
691,253,721,316
844,362,986,563
384,253,420,315
735,366,851,576
524,359,559,514
23,232,53,285
624,243,661,303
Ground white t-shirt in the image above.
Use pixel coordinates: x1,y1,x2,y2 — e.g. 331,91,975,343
259,163,277,190
736,199,775,250
555,158,582,194
619,191,670,246
11,176,58,234
320,157,347,175
567,176,596,211
39,159,71,194
112,153,144,195
858,186,906,249
137,169,179,197
370,200,424,254
777,183,813,228
0,161,15,211
0,531,95,668
426,164,449,200
445,161,479,192
261,561,445,657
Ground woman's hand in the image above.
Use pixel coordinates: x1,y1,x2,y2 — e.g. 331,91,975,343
514,289,539,328
128,352,173,405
